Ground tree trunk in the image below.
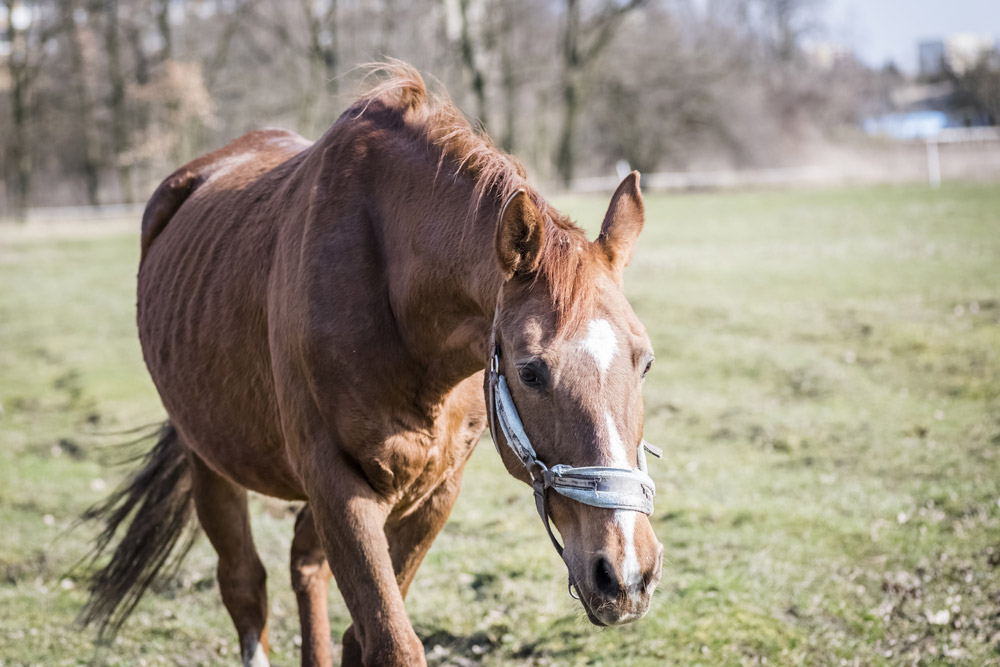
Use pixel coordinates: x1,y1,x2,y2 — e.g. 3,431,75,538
104,0,134,203
129,22,150,85
303,0,339,136
380,0,397,56
457,0,487,127
499,0,517,152
555,77,579,187
5,0,31,219
556,0,645,187
322,0,339,92
206,0,254,89
556,0,581,187
62,0,101,205
157,0,172,62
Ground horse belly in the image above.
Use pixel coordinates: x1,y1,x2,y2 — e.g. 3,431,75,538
137,198,305,500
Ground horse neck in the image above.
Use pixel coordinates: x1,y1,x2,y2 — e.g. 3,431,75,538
377,175,507,392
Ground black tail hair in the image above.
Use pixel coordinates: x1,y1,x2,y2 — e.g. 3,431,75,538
77,422,197,642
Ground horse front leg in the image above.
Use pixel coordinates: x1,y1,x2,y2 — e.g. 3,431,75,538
388,472,466,598
340,470,467,665
305,460,426,667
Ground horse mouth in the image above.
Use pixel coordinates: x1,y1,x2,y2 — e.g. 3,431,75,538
576,589,608,627
574,579,651,626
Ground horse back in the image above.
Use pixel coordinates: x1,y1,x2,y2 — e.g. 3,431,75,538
139,129,310,262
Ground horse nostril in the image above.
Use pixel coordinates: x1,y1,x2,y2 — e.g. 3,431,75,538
592,556,618,597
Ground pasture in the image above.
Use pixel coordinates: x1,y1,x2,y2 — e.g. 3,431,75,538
1,183,998,666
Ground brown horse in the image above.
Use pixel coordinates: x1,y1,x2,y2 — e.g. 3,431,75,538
81,62,663,667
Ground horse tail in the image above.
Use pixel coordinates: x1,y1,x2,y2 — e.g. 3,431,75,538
78,422,197,642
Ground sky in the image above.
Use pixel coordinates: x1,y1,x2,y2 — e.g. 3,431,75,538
822,0,1000,71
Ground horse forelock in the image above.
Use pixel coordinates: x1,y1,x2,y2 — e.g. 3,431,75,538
536,216,599,330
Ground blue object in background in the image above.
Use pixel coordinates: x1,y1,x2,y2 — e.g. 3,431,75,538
863,111,950,139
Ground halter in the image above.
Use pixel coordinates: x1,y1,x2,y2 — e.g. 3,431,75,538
486,188,661,596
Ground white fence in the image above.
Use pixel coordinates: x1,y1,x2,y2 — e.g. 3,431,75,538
16,203,146,223
4,131,1000,221
571,127,1000,193
924,127,1000,188
571,165,834,193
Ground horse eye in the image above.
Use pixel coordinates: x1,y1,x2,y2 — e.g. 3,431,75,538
518,363,545,389
641,358,654,380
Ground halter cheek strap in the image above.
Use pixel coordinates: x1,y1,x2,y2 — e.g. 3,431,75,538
485,302,662,590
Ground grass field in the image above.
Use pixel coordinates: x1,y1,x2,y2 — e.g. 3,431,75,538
1,183,999,666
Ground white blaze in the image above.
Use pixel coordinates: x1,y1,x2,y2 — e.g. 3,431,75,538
582,318,642,599
615,509,642,598
604,412,630,469
579,318,618,376
606,412,642,598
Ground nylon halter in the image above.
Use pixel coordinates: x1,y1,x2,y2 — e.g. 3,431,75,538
486,189,661,596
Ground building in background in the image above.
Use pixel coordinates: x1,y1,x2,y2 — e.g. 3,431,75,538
864,34,998,140
919,34,997,78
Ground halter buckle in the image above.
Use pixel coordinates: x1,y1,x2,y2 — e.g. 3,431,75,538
568,580,580,600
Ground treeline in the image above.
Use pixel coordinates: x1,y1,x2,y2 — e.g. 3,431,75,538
2,0,886,216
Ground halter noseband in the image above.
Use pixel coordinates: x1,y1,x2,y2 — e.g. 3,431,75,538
485,238,662,596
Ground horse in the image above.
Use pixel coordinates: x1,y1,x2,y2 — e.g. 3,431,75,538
80,62,664,667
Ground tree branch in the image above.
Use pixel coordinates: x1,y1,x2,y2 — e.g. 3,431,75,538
581,0,647,64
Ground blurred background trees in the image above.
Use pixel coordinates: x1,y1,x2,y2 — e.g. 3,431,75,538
0,0,996,217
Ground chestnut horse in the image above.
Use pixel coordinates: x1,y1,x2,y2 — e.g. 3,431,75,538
81,62,663,667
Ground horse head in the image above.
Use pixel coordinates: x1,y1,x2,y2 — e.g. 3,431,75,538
487,172,663,626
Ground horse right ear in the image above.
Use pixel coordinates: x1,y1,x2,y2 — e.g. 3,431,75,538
495,189,544,280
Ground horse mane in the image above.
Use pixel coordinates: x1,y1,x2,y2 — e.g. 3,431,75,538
349,60,596,326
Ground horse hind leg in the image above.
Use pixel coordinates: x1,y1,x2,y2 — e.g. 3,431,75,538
190,453,270,667
290,505,333,667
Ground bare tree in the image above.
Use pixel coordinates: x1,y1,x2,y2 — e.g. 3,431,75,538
757,0,824,62
205,0,257,87
103,0,134,202
455,0,487,126
379,0,397,55
238,0,341,138
304,0,340,132
306,0,339,91
0,0,898,210
61,0,101,204
2,0,62,216
3,0,33,218
155,0,170,61
497,0,517,151
555,0,646,186
953,53,1000,125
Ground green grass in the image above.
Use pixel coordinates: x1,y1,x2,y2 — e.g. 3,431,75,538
1,183,999,666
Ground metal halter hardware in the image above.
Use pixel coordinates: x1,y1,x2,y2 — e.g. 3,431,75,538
485,303,662,576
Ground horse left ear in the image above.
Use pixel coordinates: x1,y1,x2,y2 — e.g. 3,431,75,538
496,189,544,280
597,171,645,272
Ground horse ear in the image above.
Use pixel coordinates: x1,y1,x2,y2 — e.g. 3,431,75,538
495,189,544,280
597,171,645,272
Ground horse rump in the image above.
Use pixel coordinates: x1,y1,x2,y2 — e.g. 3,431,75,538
77,422,198,642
